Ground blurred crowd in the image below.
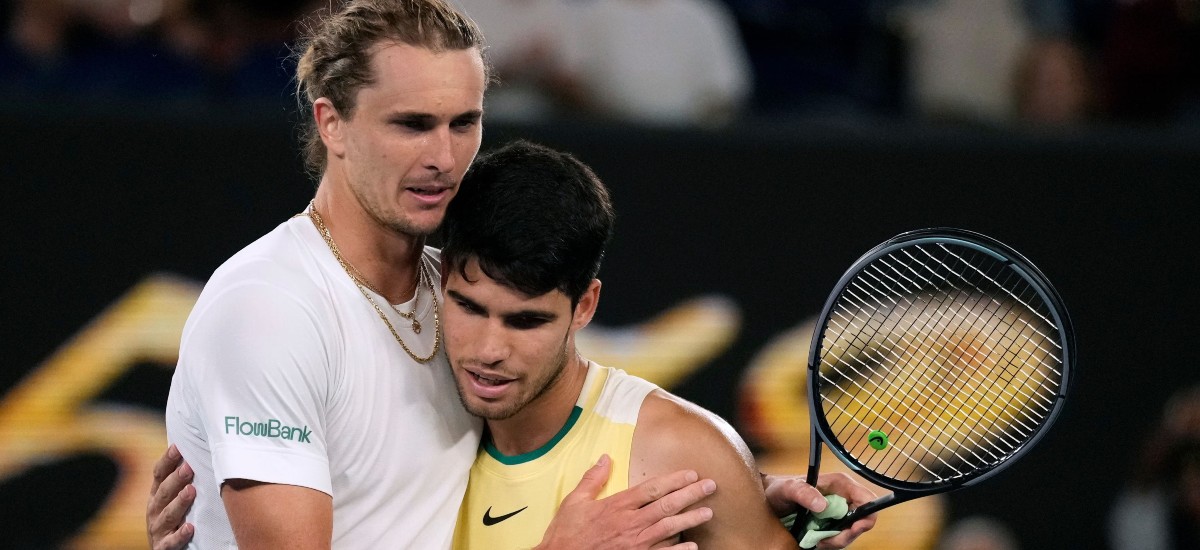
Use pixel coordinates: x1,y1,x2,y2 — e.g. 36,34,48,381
2,0,1198,127
1108,384,1200,550
0,0,314,105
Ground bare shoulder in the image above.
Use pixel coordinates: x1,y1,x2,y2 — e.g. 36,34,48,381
630,390,795,549
631,390,754,477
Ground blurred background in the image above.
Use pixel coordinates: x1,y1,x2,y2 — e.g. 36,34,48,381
1,0,1199,548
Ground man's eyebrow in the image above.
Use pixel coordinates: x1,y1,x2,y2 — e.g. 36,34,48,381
388,110,482,122
446,289,560,321
446,289,482,311
500,305,559,322
388,112,436,123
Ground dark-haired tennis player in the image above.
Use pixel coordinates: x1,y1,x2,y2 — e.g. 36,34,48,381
439,139,875,548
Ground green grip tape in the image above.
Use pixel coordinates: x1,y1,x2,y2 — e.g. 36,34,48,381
797,494,849,549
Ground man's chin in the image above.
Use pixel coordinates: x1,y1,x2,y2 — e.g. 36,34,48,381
471,404,517,421
386,220,440,238
455,384,514,420
465,399,519,421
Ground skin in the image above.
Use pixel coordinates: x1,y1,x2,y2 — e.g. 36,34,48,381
216,41,487,550
442,259,849,548
148,40,720,550
310,41,485,303
444,260,599,449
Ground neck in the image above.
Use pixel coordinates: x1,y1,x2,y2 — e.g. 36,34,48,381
312,181,424,303
487,351,591,456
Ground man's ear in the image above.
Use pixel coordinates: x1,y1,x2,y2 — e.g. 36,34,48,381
572,279,602,331
314,98,347,158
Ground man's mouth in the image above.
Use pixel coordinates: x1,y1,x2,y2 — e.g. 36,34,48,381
471,371,509,386
466,369,515,398
405,184,452,203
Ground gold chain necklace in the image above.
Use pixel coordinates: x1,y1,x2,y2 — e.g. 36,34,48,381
325,237,423,332
303,201,441,364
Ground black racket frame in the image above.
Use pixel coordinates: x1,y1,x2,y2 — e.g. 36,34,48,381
793,227,1076,534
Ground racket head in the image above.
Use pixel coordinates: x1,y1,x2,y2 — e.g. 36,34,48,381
807,228,1075,496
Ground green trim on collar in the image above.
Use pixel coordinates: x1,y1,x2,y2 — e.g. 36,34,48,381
485,406,583,465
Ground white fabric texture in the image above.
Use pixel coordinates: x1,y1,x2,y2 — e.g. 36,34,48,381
166,214,481,548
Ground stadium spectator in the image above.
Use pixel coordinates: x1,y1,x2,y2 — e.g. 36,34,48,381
558,0,754,126
1109,384,1200,550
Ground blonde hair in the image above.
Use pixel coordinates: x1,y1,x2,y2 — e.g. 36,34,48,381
294,0,487,176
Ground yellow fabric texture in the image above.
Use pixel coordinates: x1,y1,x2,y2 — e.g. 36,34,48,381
453,363,656,549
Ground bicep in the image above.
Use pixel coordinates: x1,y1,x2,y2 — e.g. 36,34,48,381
632,393,795,549
222,480,332,549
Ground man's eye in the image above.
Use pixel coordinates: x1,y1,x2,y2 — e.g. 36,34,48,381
454,299,482,314
393,119,430,131
507,317,548,330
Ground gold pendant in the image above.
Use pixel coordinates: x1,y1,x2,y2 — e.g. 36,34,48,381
412,319,422,334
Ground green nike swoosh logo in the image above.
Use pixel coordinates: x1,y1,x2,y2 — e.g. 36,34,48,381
482,505,528,526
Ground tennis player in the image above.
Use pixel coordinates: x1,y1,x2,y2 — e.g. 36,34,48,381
440,140,876,548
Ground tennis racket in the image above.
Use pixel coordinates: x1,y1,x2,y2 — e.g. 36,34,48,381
788,228,1075,543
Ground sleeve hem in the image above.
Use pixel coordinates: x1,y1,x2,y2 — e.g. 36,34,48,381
213,443,332,496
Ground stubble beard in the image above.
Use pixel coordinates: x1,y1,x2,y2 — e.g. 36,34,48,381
352,179,448,238
384,216,439,238
451,336,572,421
375,199,443,238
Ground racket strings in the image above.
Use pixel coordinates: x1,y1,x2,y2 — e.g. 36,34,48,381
848,251,1051,471
889,264,1049,439
816,243,1065,485
820,297,993,478
835,250,1060,475
824,288,989,474
826,279,1010,477
911,245,1064,367
823,298,1013,478
931,244,1062,344
819,393,950,481
838,259,1031,444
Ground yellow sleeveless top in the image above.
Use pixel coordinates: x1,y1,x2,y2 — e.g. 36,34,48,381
452,362,658,549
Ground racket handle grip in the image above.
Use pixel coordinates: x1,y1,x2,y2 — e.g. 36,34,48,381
789,428,824,539
826,492,896,531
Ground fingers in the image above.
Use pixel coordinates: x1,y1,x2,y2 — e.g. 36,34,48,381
630,473,715,543
151,521,195,550
815,472,876,508
619,468,709,509
151,481,196,533
816,516,876,550
149,459,194,518
653,542,698,550
560,454,613,505
147,459,196,550
636,505,713,546
150,444,185,495
147,474,196,550
778,477,830,514
810,473,877,549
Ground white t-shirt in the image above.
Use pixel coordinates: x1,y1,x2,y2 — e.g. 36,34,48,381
166,213,482,548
